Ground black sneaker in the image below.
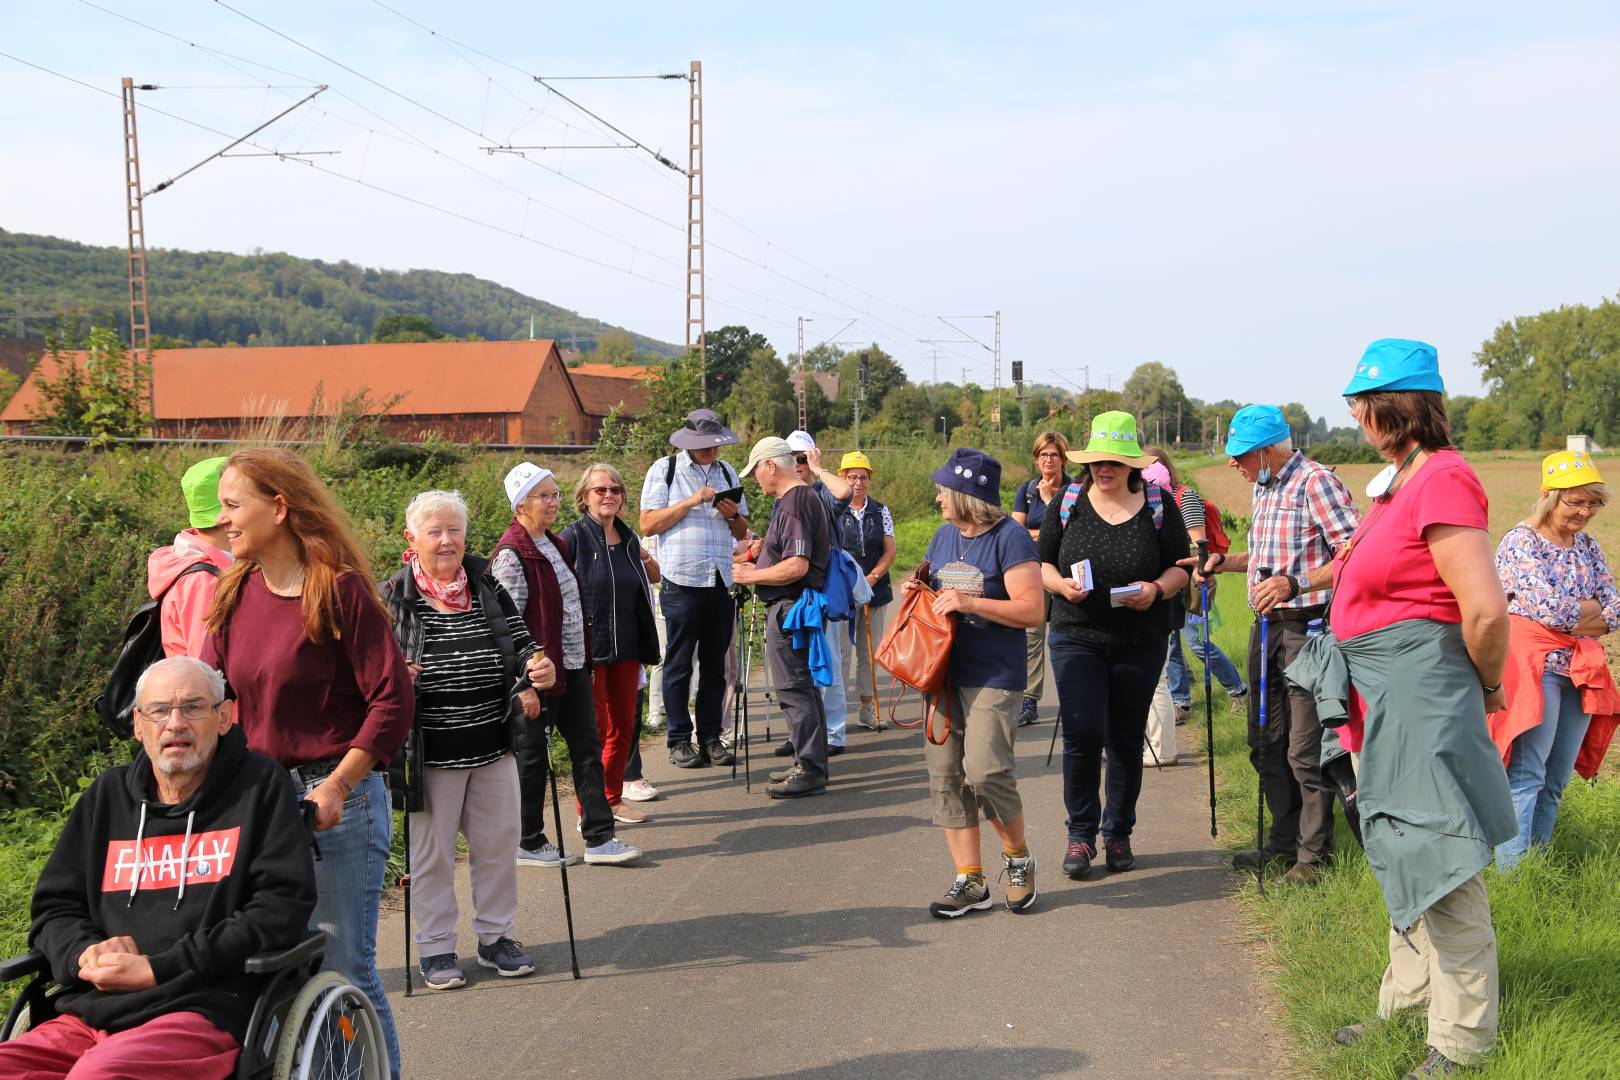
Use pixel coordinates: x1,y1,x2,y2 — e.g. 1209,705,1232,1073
1104,838,1135,872
929,873,992,918
1017,697,1039,727
766,765,827,799
827,744,845,757
773,739,795,757
1231,847,1296,872
418,952,465,990
1062,840,1095,878
668,742,706,769
475,937,534,978
704,740,735,766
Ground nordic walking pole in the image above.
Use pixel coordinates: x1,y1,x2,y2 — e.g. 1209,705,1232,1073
402,759,413,997
1199,540,1217,838
864,605,882,730
731,594,744,783
1255,566,1272,896
545,723,582,979
1046,696,1061,767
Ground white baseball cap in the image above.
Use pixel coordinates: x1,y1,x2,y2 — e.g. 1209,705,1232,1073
785,429,817,452
503,461,555,511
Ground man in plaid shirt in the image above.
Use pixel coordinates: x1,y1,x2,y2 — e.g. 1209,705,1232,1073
1189,405,1360,884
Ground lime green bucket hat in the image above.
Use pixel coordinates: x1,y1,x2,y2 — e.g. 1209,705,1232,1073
1067,410,1156,469
181,456,230,529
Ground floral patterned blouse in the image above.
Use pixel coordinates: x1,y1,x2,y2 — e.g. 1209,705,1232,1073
1495,523,1620,676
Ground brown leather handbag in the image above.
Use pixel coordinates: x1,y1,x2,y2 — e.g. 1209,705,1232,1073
874,561,955,744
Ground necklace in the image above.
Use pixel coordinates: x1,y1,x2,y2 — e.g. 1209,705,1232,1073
263,563,307,597
954,523,991,563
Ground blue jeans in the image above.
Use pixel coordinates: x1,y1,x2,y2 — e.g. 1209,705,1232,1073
1167,613,1247,708
1050,632,1168,843
304,771,401,1079
1495,671,1592,870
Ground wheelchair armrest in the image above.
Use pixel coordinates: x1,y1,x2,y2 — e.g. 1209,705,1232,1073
243,932,326,975
0,951,49,982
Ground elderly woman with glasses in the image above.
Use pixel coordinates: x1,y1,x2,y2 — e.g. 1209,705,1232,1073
1010,431,1071,727
382,490,556,990
560,464,662,823
1489,451,1620,870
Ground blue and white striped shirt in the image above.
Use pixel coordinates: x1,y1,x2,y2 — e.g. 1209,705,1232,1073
639,450,749,588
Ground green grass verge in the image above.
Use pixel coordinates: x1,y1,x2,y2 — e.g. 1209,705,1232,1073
1197,551,1620,1079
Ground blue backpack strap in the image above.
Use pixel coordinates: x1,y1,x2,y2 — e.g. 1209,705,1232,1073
1057,482,1085,528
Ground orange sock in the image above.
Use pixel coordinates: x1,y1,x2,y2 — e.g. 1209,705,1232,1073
957,865,983,877
1003,845,1029,859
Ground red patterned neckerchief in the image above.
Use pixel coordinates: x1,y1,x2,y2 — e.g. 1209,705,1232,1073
402,550,472,612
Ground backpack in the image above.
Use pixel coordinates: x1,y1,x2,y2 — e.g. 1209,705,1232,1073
95,561,223,739
1058,480,1166,530
1185,488,1232,554
664,453,736,490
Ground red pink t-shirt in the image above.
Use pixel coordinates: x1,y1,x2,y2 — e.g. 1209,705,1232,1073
1329,449,1489,643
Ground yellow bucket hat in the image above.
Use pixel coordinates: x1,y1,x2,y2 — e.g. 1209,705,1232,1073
839,450,874,474
1540,450,1604,491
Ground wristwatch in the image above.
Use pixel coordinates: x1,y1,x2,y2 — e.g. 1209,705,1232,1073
1294,573,1310,597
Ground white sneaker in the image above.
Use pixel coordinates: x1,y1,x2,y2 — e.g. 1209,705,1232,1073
622,779,660,802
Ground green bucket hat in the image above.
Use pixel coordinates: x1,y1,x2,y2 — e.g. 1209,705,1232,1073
1066,410,1156,469
181,456,230,529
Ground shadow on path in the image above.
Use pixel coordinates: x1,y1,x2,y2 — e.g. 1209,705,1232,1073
739,1047,1088,1080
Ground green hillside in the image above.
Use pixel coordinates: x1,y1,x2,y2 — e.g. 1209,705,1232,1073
0,228,680,356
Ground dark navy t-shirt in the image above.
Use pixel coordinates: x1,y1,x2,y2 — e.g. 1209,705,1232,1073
924,516,1040,691
1013,475,1070,532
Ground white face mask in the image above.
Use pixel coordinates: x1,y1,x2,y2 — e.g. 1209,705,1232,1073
1365,464,1398,499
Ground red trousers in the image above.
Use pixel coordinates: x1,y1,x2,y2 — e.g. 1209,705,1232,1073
593,660,642,805
0,1011,238,1079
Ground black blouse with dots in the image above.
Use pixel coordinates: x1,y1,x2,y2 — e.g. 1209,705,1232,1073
1037,484,1190,647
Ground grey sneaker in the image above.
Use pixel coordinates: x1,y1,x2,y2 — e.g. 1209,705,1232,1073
855,702,882,732
475,937,534,978
583,836,641,865
1403,1047,1464,1077
418,953,465,990
516,842,580,869
1001,851,1038,912
929,873,992,918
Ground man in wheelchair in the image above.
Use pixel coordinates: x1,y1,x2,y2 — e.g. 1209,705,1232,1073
0,656,317,1079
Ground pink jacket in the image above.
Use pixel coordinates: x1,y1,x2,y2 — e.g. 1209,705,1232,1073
146,530,234,658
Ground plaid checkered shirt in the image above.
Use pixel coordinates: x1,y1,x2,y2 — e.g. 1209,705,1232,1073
638,450,749,588
1246,450,1361,608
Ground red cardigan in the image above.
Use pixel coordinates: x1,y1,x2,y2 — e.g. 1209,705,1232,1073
1487,614,1619,779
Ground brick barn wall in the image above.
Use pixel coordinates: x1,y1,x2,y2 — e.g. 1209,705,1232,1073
518,353,588,444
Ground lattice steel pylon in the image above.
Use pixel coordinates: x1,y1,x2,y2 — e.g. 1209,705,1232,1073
122,77,155,432
685,60,706,400
992,309,1002,432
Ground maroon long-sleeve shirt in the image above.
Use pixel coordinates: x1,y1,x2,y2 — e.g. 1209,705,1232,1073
203,571,413,767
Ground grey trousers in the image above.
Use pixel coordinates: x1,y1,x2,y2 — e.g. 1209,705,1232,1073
409,755,521,953
766,599,828,776
1246,611,1336,864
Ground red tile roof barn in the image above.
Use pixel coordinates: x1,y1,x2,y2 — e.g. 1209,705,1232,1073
568,363,653,418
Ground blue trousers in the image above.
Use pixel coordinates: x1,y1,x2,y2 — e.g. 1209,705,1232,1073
1167,613,1247,708
1495,670,1592,870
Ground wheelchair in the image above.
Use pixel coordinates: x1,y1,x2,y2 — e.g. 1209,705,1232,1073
0,931,386,1079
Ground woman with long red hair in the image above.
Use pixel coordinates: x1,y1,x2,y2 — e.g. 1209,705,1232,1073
203,447,412,1079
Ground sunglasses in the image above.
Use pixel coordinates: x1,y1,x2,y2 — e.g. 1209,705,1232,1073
589,485,625,497
794,454,809,465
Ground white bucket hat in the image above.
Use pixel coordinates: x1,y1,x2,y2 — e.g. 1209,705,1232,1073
504,461,555,511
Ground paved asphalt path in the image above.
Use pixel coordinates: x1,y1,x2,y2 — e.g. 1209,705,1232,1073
381,666,1282,1079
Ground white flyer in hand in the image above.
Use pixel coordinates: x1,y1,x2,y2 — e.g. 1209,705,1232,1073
1071,559,1094,591
1109,584,1144,607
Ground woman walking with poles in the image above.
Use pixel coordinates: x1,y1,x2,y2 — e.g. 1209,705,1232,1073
382,490,555,990
560,464,663,822
1011,431,1071,727
1290,340,1515,1077
1040,413,1190,879
202,447,413,1079
1489,451,1619,870
911,449,1043,917
833,451,896,732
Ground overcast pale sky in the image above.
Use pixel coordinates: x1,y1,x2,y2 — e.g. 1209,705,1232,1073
4,1,1617,420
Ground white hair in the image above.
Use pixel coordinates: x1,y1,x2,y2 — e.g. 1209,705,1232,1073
135,656,227,707
405,489,470,532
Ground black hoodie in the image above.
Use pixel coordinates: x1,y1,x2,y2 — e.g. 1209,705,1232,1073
28,726,317,1041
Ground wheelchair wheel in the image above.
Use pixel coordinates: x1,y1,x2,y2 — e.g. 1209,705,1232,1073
2,1001,32,1041
271,971,385,1080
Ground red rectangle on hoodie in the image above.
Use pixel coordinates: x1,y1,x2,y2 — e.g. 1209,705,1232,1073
101,827,241,893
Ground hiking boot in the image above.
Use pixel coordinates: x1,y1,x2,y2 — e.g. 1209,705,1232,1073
583,836,641,865
1062,840,1096,878
475,937,534,978
669,742,706,769
1174,704,1190,726
418,953,465,990
1001,851,1038,912
1228,690,1250,712
516,842,580,869
622,778,660,802
1231,848,1296,872
1403,1047,1464,1077
768,763,797,783
612,802,648,825
703,740,735,767
1018,697,1039,727
1283,861,1323,886
773,739,795,757
929,873,992,918
1104,838,1135,872
766,765,827,799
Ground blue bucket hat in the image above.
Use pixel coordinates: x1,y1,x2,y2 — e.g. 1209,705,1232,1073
1225,405,1292,457
932,448,1002,505
1343,338,1444,396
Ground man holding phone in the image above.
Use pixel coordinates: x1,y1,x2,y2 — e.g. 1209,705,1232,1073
639,409,752,768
